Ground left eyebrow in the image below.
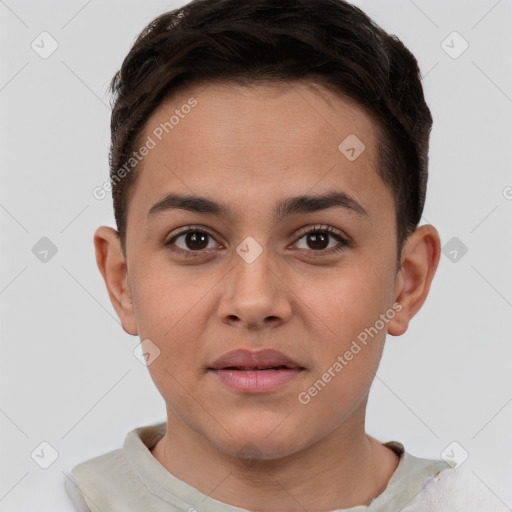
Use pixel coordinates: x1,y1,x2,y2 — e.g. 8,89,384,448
274,191,369,221
147,191,369,221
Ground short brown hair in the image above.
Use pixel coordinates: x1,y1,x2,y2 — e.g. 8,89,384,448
109,0,432,255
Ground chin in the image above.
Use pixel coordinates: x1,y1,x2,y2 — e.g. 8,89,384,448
209,418,308,461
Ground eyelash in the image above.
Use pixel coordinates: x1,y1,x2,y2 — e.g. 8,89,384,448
164,224,351,259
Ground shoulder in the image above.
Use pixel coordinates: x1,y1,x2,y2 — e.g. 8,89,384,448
69,448,150,511
66,423,172,512
402,465,503,512
64,470,92,512
72,447,132,487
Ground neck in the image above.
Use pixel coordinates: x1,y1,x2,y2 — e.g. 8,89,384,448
151,406,399,511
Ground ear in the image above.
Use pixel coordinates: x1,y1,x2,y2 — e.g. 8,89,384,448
388,224,441,336
94,226,138,336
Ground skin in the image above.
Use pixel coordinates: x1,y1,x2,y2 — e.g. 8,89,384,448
94,80,441,511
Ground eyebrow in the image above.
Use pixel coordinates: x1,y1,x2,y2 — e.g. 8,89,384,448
147,191,369,221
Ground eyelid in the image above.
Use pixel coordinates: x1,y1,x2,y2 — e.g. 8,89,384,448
164,227,221,260
292,224,350,243
166,225,220,242
290,224,352,256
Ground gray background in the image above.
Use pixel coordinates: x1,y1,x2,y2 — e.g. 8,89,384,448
1,0,511,510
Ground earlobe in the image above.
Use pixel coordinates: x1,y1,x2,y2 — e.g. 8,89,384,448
94,226,138,336
387,225,441,337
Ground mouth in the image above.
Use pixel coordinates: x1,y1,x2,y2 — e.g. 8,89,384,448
220,365,298,371
208,349,306,393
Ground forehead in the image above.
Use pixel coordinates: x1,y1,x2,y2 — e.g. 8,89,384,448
129,80,390,224
145,79,379,151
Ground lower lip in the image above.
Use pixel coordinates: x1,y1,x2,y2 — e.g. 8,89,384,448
210,368,303,393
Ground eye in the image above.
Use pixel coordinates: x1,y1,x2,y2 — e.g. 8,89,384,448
165,224,350,258
293,225,350,255
165,226,221,257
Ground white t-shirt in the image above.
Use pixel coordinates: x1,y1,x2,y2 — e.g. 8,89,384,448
65,422,500,512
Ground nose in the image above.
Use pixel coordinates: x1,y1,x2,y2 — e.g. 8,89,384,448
217,240,292,331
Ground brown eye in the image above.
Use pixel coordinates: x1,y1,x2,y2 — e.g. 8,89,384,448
294,225,350,255
166,228,218,256
183,231,209,250
305,232,330,250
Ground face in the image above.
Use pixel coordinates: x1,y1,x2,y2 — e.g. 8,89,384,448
121,81,403,459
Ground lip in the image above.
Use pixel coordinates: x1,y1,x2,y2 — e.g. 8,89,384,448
208,348,305,394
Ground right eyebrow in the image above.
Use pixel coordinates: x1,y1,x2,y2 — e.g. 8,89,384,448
147,193,236,220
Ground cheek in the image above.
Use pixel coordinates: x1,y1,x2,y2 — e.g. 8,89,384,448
128,269,212,397
130,256,208,339
294,260,395,402
301,261,396,342
132,279,210,407
295,297,387,432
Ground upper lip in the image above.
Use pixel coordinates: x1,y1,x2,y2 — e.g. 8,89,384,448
209,349,304,370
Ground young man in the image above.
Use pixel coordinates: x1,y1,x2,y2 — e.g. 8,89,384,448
67,0,499,510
